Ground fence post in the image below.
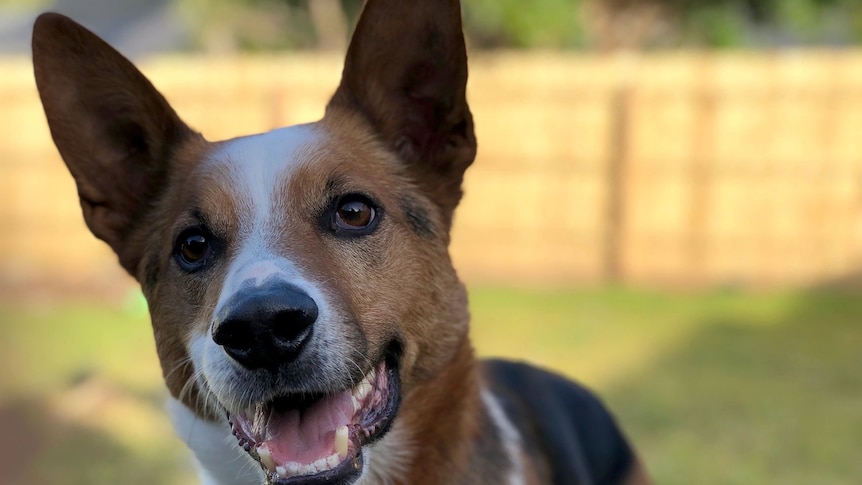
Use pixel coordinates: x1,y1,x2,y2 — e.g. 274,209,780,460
603,83,631,284
689,60,716,285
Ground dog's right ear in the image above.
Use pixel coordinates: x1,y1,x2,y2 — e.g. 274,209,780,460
32,13,197,276
328,0,476,231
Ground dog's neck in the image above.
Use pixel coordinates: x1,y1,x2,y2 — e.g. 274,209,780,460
363,337,521,485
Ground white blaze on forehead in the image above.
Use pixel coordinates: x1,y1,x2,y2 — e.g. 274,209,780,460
207,123,324,312
210,123,321,228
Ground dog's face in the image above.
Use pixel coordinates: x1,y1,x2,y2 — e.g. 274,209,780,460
32,1,475,484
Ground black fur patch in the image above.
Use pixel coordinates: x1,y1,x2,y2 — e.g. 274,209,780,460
483,359,636,485
399,196,435,238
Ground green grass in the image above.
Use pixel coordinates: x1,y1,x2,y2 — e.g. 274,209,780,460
0,298,193,485
1,286,860,484
471,287,862,485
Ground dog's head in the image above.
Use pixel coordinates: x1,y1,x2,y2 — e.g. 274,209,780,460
32,0,475,483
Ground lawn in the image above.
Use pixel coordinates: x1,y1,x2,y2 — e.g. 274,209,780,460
0,286,859,484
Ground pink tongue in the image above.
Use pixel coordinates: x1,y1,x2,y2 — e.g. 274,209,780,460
256,390,354,465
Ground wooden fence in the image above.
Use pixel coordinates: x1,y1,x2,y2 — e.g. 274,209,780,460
2,52,862,293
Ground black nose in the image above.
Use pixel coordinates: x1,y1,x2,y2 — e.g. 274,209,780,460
212,282,318,370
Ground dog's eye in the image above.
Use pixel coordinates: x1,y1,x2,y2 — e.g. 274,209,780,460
175,228,214,271
337,199,374,228
333,194,378,233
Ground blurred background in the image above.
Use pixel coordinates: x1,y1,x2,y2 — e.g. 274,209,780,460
2,0,862,483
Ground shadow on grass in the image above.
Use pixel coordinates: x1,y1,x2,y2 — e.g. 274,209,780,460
606,290,862,485
0,388,190,485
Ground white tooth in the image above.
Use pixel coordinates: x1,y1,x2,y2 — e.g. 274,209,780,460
351,396,361,412
286,462,301,475
313,457,328,471
257,446,276,471
300,463,315,475
276,466,286,477
335,425,349,457
326,453,340,469
356,380,371,400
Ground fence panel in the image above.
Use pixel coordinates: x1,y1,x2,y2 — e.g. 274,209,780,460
2,53,861,293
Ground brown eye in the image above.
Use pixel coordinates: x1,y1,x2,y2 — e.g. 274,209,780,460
175,229,214,271
324,193,381,237
334,195,377,232
181,234,208,261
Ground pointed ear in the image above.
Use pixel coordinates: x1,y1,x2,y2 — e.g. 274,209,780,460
327,0,476,228
32,13,197,275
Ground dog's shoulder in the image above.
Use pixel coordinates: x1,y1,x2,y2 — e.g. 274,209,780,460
482,359,635,485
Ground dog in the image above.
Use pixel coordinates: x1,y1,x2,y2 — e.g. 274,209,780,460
32,1,651,484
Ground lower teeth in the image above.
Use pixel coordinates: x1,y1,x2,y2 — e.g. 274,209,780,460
274,452,344,478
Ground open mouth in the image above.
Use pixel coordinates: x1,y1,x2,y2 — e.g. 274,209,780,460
227,353,401,484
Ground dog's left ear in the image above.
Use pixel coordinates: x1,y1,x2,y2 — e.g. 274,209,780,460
327,0,476,228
